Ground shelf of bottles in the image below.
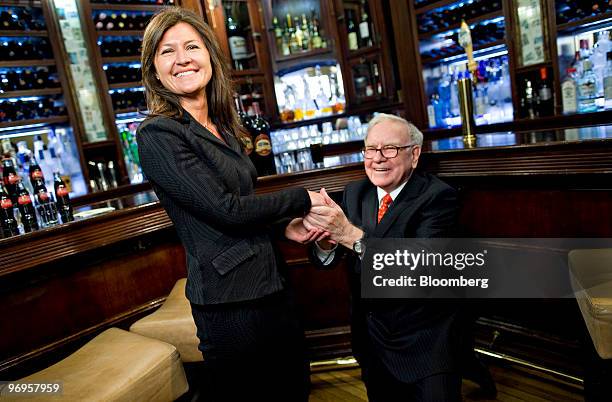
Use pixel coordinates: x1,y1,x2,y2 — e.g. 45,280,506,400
416,0,512,129
555,0,612,114
349,53,384,103
275,62,346,124
267,0,330,62
87,1,174,185
224,0,261,71
0,0,87,235
342,0,376,55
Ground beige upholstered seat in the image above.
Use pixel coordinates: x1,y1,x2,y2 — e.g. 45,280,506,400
2,328,188,401
130,278,203,362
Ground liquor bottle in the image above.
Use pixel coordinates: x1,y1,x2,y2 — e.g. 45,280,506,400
226,5,248,70
537,68,554,116
0,185,19,237
605,51,612,110
287,14,299,54
16,181,39,232
300,14,310,51
294,17,304,50
2,158,20,204
249,102,276,176
272,17,283,53
578,59,598,113
520,79,536,118
359,0,373,48
234,96,254,161
347,10,358,51
311,19,322,49
53,171,74,223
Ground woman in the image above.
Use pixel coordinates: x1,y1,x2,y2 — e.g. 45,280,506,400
137,7,322,401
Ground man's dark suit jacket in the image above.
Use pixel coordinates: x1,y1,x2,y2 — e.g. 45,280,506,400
137,113,310,305
314,170,460,383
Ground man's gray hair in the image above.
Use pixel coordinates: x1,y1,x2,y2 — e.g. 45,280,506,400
366,113,424,146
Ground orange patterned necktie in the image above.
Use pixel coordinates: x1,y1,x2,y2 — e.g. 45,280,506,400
377,193,393,223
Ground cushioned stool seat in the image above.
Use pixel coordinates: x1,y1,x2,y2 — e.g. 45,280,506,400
130,278,202,362
3,328,188,401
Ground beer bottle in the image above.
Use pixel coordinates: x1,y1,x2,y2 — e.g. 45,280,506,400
0,184,19,237
249,102,277,176
53,171,74,223
2,158,20,204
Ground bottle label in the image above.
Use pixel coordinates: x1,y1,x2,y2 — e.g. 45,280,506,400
31,169,44,180
18,194,32,205
561,81,577,113
240,134,254,155
254,134,272,156
57,187,69,198
539,88,552,101
1,199,12,209
4,173,19,185
229,36,248,60
359,22,370,40
348,32,358,51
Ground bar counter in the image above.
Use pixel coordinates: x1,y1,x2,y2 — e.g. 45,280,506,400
2,124,612,380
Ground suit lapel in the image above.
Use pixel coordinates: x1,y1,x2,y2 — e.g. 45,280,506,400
187,113,243,157
374,171,427,237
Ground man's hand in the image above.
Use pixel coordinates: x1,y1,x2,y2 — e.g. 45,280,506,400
303,188,363,248
285,218,330,244
308,190,326,207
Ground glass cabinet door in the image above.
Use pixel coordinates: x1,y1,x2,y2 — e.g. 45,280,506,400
514,0,548,67
341,0,376,53
223,0,260,71
349,54,384,103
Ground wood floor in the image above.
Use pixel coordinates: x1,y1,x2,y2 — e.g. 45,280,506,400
309,364,584,401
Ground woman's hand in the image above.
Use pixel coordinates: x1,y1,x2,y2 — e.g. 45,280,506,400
285,218,329,244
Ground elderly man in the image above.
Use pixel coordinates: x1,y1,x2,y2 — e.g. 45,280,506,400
302,114,463,401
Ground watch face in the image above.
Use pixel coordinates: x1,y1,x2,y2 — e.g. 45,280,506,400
353,240,363,254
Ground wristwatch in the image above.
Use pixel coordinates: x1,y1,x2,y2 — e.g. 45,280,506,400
352,238,366,260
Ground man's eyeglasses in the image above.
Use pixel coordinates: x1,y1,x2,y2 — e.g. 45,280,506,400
362,144,415,159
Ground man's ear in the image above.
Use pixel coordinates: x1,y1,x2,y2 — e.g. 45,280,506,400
411,145,422,168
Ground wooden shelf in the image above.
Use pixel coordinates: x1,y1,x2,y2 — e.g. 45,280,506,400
90,3,168,12
102,55,141,64
515,61,552,74
108,81,143,90
114,107,140,114
418,10,504,40
0,30,48,37
0,87,62,99
0,115,68,129
274,47,332,63
420,39,505,64
97,30,143,37
232,69,264,78
556,11,612,33
347,46,380,60
0,0,42,6
0,59,55,68
414,0,458,16
82,140,116,150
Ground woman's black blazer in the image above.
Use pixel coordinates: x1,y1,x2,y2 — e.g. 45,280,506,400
137,113,310,305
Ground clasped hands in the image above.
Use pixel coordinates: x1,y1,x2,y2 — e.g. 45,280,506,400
285,189,362,250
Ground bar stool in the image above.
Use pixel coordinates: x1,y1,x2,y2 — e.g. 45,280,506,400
2,328,188,401
130,278,203,362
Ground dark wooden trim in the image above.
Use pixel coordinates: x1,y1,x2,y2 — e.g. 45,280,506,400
0,87,62,100
0,60,55,68
273,47,333,63
414,0,458,15
71,181,151,207
81,139,117,150
96,30,144,37
108,81,144,90
420,40,506,65
101,55,141,64
0,116,68,129
0,201,171,277
0,0,42,6
0,30,48,37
